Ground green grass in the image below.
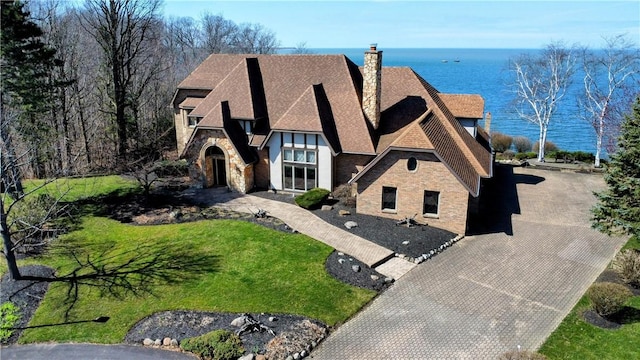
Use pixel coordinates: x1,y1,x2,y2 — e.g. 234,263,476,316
18,217,375,344
24,175,139,202
539,237,640,360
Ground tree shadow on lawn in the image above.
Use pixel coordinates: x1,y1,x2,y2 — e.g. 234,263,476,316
467,163,545,236
11,240,221,321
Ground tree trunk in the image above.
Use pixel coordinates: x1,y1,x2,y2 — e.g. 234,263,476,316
1,198,21,280
537,125,545,162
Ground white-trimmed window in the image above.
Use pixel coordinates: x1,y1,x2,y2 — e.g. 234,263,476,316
423,190,440,217
187,114,201,127
382,186,397,212
282,148,317,191
239,120,254,135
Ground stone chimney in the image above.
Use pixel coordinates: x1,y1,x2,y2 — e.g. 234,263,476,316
484,112,492,134
363,44,382,129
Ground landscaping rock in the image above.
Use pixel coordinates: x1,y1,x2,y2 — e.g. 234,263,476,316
344,221,358,229
154,339,161,346
170,339,179,346
352,265,361,272
162,337,171,346
269,316,278,322
338,209,350,216
338,258,345,264
231,315,248,327
321,205,333,211
371,275,379,281
239,354,255,360
143,338,153,346
402,241,410,245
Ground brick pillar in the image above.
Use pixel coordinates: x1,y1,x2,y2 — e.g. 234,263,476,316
363,44,382,129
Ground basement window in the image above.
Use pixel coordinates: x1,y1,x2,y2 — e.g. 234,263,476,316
381,186,397,212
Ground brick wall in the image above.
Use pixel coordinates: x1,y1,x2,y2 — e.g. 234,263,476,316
334,153,375,189
355,150,470,235
254,147,271,189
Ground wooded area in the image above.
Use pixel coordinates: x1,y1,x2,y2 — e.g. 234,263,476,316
1,0,280,180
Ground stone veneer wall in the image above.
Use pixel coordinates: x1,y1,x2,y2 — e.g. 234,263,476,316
183,129,253,193
362,47,382,130
173,89,210,155
355,150,470,235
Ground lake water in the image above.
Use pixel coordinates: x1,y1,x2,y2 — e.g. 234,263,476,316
310,48,596,154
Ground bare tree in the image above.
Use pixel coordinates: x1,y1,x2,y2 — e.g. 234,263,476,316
200,12,237,54
509,43,577,162
578,34,640,167
231,22,279,54
80,0,162,162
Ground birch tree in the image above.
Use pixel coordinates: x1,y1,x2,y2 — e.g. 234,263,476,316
510,43,577,162
579,35,640,167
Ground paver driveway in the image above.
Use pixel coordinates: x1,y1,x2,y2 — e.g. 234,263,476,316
312,165,627,359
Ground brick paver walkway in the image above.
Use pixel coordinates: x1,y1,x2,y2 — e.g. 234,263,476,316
311,167,626,359
199,190,406,276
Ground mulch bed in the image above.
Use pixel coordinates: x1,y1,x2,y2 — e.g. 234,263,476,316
252,191,457,259
0,265,55,345
124,310,326,355
582,268,640,329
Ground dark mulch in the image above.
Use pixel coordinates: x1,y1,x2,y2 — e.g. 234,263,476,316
252,191,457,259
583,267,640,329
582,310,622,329
596,269,640,296
124,310,326,355
325,251,392,292
0,265,55,345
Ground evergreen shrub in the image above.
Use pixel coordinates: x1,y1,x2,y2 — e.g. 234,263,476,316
295,188,330,209
586,282,633,316
180,329,244,360
515,152,537,161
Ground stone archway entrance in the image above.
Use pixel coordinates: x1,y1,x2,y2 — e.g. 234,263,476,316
204,146,227,187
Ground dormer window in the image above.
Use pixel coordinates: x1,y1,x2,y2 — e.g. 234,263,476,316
239,120,254,135
187,115,201,127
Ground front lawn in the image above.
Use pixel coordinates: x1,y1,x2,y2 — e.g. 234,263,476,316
17,216,376,344
539,236,640,359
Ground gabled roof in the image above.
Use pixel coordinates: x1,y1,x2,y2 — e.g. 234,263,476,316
178,54,374,155
176,51,492,196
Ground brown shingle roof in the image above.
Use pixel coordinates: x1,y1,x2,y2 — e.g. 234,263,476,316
181,54,374,155
440,94,484,119
177,52,492,195
179,97,204,109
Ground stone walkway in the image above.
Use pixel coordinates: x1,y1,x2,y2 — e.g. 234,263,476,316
311,166,627,359
185,188,414,279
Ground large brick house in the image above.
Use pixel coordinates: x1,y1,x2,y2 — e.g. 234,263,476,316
173,45,493,234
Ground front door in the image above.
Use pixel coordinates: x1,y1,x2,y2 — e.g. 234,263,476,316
204,146,227,187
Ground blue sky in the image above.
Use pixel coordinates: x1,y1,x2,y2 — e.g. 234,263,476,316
162,0,639,49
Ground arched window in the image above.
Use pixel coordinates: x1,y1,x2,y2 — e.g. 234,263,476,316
407,157,418,171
